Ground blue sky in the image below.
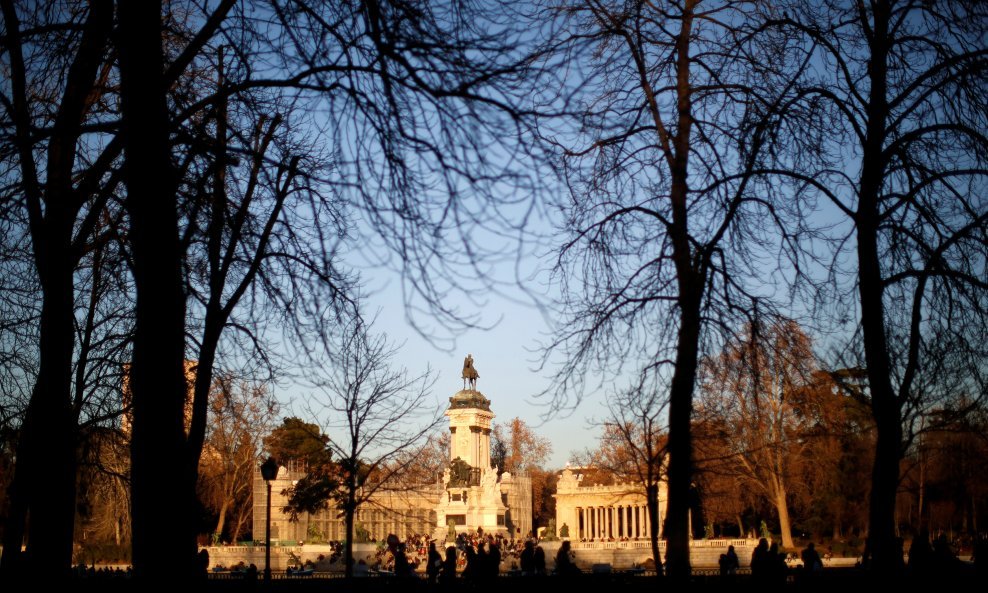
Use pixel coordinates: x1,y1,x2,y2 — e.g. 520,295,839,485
358,265,608,469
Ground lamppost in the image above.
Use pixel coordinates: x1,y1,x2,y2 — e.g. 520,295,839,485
260,456,279,583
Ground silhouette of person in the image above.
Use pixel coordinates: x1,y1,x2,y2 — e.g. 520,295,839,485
463,545,479,583
520,540,536,575
769,542,787,586
720,544,739,581
554,540,579,576
533,545,547,575
393,542,411,577
750,538,770,585
440,546,457,586
932,534,960,572
427,541,442,584
487,541,501,578
802,542,822,571
197,548,210,580
800,542,822,585
909,529,933,580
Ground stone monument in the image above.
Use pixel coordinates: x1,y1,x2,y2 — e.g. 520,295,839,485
434,355,508,540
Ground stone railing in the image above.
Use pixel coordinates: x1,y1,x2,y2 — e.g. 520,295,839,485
571,538,755,551
571,541,653,550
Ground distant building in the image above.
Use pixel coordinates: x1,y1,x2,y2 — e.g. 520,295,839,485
252,464,441,543
554,466,665,541
253,362,533,543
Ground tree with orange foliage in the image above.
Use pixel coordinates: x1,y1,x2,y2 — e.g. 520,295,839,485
491,417,554,532
697,318,815,549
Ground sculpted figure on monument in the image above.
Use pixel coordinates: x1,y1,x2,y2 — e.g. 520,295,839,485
449,457,472,487
543,518,557,540
481,466,499,498
462,354,479,390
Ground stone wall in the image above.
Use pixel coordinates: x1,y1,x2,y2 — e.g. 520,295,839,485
564,539,758,569
205,539,761,572
203,542,380,572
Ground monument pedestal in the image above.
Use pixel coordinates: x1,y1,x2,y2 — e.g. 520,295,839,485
435,466,508,540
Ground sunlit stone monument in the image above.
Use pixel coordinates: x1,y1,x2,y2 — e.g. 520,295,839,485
434,355,510,539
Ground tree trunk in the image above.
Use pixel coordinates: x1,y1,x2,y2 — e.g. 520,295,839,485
856,0,903,576
344,505,355,579
647,482,663,577
774,483,794,549
0,278,76,576
664,1,700,581
917,451,925,531
214,497,231,542
118,0,192,580
665,295,701,580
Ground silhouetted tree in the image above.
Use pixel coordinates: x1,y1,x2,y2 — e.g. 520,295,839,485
0,0,115,574
533,0,807,578
776,0,988,574
288,316,440,578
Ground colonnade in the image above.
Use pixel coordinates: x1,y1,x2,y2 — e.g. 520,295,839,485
575,504,659,540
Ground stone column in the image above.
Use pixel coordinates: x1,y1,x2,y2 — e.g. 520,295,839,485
642,505,651,538
471,426,480,468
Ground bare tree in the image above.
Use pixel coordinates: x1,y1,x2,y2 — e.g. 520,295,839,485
198,376,278,543
776,0,988,573
175,50,356,563
290,316,440,578
589,387,668,573
532,0,807,578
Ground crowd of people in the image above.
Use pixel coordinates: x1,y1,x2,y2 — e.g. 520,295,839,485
71,565,133,580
